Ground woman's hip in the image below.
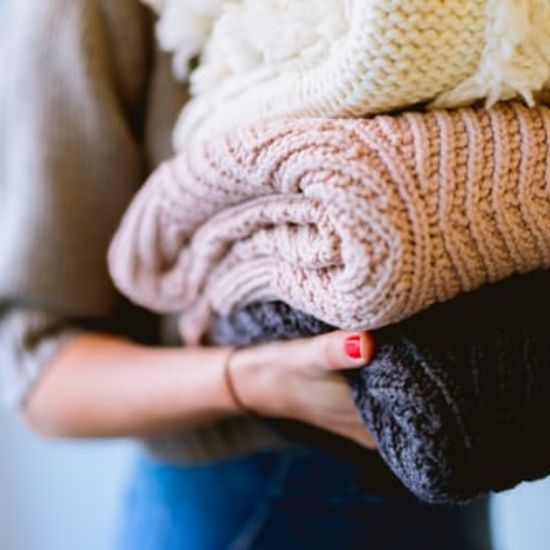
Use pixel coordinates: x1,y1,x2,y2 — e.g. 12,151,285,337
114,445,492,550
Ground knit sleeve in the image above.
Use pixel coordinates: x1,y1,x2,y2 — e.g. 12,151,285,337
0,308,82,408
0,0,155,406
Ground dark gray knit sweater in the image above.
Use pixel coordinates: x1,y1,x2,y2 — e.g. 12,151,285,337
208,271,550,504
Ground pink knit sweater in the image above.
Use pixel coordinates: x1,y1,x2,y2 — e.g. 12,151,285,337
108,102,550,343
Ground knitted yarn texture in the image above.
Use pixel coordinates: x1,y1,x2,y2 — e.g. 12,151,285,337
143,0,550,146
107,102,550,344
208,270,550,504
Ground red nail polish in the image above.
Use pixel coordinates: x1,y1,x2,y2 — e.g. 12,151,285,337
345,335,362,359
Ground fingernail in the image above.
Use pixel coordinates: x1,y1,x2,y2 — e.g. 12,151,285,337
345,335,362,360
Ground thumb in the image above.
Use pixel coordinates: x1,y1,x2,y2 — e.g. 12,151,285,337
310,331,375,371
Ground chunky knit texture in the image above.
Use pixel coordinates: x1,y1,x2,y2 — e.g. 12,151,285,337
108,102,550,344
209,270,550,503
143,0,550,146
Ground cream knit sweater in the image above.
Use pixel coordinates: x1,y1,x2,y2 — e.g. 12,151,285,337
108,101,550,344
144,0,550,147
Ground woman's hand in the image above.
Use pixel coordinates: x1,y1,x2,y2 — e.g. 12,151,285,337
24,330,376,448
227,331,377,449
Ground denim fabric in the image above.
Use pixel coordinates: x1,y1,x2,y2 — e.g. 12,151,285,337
115,446,492,550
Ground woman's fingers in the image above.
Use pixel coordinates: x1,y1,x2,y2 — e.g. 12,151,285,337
230,331,380,449
308,331,375,371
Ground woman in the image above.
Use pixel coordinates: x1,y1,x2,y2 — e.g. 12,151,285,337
0,1,490,548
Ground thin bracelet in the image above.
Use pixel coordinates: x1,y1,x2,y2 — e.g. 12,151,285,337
222,347,258,417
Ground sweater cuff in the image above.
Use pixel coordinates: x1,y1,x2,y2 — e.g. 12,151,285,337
0,307,82,409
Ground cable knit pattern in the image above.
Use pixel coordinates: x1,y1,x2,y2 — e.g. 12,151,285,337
108,102,550,344
143,0,550,146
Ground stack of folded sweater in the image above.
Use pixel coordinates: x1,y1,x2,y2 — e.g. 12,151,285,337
108,1,550,502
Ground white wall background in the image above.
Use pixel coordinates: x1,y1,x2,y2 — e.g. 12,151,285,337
491,477,550,550
0,412,135,550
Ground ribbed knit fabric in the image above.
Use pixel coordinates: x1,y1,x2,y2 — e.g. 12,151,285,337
143,0,550,146
109,102,550,345
209,270,550,504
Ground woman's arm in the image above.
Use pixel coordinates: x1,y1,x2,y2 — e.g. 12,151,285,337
23,329,376,448
23,333,236,438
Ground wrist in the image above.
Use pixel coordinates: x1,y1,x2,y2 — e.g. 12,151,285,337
223,348,259,417
206,347,244,417
227,346,280,418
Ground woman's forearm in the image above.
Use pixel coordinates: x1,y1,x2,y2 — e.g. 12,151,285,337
21,329,376,448
22,333,239,438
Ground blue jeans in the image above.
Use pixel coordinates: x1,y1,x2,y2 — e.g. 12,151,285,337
115,446,492,550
